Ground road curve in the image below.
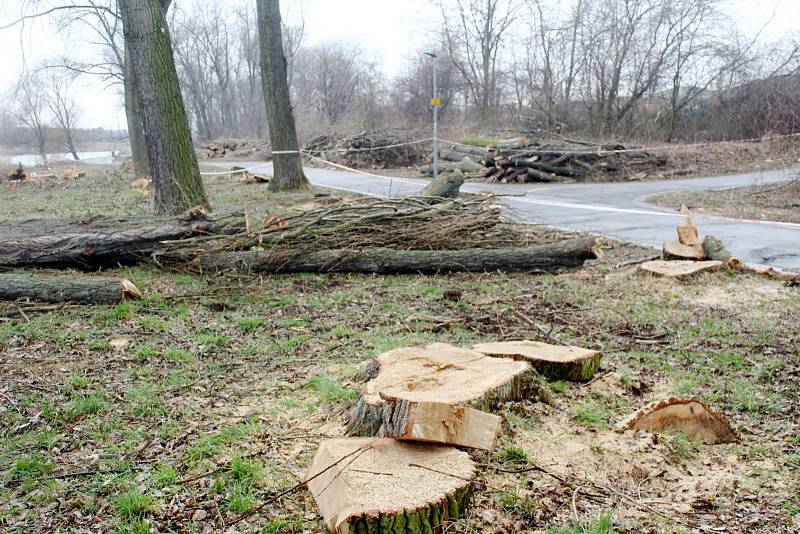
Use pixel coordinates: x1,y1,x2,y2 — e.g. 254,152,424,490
206,161,800,270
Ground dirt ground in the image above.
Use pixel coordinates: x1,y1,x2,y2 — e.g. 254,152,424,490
1,167,799,533
649,179,800,224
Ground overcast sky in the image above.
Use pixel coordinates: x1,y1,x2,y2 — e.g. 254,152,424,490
1,0,798,129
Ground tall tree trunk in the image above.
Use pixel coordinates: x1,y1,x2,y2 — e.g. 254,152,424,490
124,49,149,178
256,0,309,192
120,0,209,215
65,130,80,161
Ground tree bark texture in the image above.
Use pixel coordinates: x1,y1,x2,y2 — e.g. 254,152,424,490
121,0,209,214
124,48,150,178
0,274,141,305
256,0,309,192
0,210,244,269
198,238,600,275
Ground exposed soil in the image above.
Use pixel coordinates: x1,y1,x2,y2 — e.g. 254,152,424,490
649,179,800,224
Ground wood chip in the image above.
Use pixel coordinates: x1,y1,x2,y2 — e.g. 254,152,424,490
617,397,738,445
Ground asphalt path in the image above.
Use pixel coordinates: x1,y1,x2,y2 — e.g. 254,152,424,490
206,161,800,270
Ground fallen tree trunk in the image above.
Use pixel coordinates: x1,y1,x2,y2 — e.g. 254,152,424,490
0,273,141,304
197,238,601,274
419,172,464,198
0,208,245,269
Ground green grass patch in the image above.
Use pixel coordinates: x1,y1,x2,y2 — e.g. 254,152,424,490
305,375,358,405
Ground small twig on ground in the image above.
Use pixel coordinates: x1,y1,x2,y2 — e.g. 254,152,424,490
572,486,586,533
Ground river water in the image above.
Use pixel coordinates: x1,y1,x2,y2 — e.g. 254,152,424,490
6,151,116,166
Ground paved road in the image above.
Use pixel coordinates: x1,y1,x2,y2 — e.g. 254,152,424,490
207,161,800,270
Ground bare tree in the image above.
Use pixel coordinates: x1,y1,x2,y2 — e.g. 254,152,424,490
257,0,309,192
121,0,208,214
10,72,50,165
440,0,521,122
293,42,363,125
43,69,82,160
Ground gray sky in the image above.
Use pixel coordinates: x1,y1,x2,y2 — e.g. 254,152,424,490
1,0,797,129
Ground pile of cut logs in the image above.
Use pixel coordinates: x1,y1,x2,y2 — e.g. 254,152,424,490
421,138,669,183
304,131,427,168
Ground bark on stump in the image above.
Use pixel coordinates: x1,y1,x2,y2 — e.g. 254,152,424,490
306,438,475,534
199,238,601,275
471,340,601,382
617,397,737,445
702,236,733,264
0,274,141,305
0,209,244,269
346,343,537,437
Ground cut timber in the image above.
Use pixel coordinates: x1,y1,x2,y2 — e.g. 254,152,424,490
702,236,733,264
306,438,475,534
420,171,464,198
472,340,601,382
677,207,700,246
0,208,244,269
0,273,141,305
640,260,723,279
618,397,737,445
199,238,602,275
380,400,502,451
346,343,534,437
662,240,706,261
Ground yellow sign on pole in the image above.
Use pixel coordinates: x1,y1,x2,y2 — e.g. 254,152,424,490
431,98,442,106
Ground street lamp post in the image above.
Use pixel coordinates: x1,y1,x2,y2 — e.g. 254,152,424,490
425,52,439,180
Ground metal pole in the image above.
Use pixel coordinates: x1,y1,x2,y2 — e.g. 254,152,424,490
426,52,439,180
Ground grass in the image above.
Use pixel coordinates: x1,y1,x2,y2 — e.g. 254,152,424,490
1,169,798,532
549,510,620,533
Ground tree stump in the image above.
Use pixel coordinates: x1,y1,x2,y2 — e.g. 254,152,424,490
663,240,706,261
639,260,723,279
472,340,601,382
346,343,535,437
617,398,737,445
306,438,475,534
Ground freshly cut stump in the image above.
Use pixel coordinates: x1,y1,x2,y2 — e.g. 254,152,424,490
639,260,723,279
663,240,706,261
346,343,533,437
306,438,475,534
381,400,502,451
472,340,601,382
617,397,737,445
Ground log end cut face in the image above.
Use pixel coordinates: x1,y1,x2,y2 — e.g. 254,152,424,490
640,260,723,279
618,397,738,445
472,340,601,382
306,438,475,534
663,240,706,261
365,343,531,405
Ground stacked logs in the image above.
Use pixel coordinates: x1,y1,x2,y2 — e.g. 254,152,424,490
421,139,669,183
304,131,426,168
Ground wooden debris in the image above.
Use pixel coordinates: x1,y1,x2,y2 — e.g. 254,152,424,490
6,164,26,182
663,240,706,261
471,340,602,382
702,235,734,265
677,207,700,246
0,273,141,305
197,238,602,275
420,171,464,198
618,397,737,445
346,343,535,437
640,260,723,279
0,208,245,269
306,438,475,534
380,399,501,451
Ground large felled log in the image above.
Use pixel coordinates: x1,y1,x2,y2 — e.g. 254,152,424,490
307,438,475,534
199,238,601,275
617,398,737,445
702,236,733,264
420,171,464,198
346,343,537,437
472,340,601,382
380,399,502,451
0,208,244,269
0,273,142,304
